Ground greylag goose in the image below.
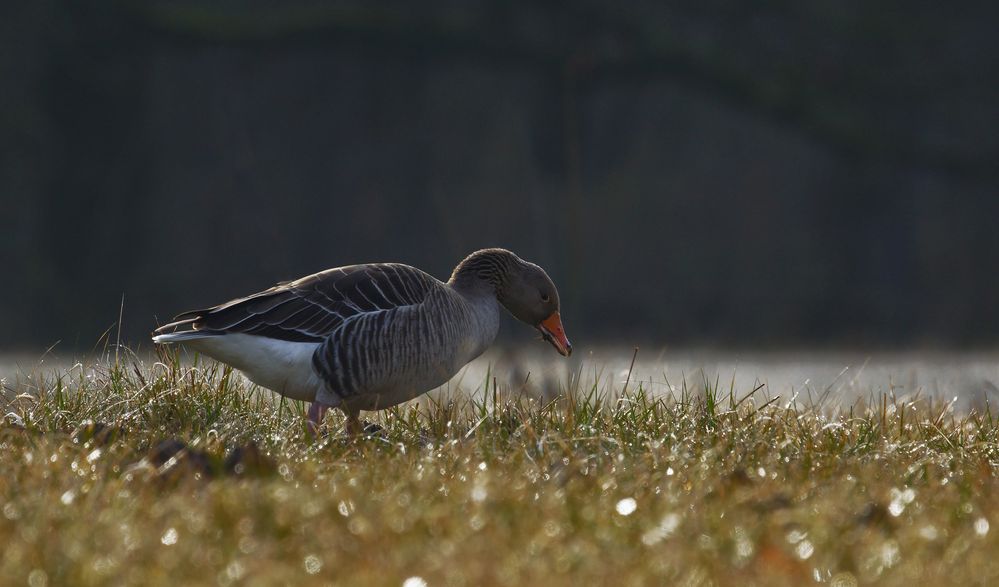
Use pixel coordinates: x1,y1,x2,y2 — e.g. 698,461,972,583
152,248,571,435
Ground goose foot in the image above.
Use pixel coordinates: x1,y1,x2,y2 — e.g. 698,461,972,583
343,415,385,439
362,422,385,436
343,409,363,438
336,409,385,440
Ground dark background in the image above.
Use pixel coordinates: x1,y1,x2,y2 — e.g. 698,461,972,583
3,1,998,351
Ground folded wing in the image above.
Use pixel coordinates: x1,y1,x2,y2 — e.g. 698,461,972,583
153,263,438,343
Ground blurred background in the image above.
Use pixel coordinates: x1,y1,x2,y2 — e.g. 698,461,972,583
4,1,999,352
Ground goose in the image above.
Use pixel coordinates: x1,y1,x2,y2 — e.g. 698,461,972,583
152,248,572,435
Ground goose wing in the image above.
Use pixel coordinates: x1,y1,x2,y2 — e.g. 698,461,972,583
154,263,439,343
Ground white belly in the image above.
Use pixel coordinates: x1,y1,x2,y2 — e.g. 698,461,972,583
185,334,321,401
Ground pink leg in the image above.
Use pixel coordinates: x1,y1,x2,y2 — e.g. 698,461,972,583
307,401,330,438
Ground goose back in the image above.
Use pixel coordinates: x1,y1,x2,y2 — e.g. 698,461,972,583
158,264,439,343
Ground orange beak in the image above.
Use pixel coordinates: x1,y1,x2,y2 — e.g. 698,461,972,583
537,311,572,357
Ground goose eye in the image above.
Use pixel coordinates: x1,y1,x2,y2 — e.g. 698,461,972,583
540,293,550,303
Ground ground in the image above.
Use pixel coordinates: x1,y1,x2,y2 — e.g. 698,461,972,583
2,350,998,586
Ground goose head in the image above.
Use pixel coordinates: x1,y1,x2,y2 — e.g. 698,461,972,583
497,261,572,357
450,248,572,357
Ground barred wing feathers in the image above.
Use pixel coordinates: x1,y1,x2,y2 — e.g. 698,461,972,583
153,264,439,343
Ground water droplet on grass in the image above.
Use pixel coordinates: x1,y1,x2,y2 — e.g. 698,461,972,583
27,569,47,587
888,487,915,516
880,540,900,567
830,572,858,587
471,485,487,502
402,577,427,587
975,517,990,536
226,561,245,581
304,554,322,574
2,503,18,520
161,527,178,546
616,497,637,516
642,513,681,545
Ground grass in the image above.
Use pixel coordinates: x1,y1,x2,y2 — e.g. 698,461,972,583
2,349,999,586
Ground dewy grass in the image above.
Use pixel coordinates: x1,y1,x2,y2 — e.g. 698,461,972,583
2,349,999,586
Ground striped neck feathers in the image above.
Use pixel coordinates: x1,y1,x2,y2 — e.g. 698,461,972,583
448,248,521,298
